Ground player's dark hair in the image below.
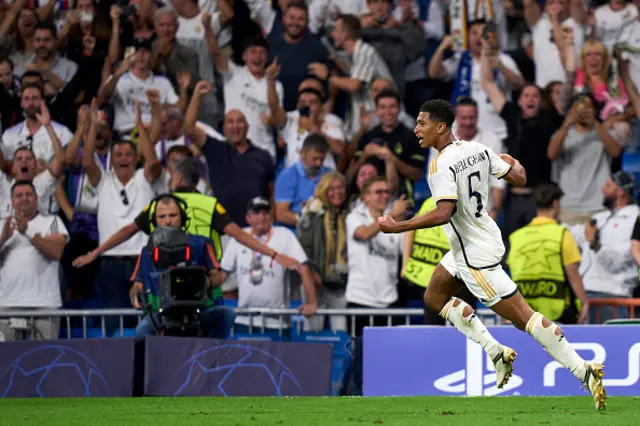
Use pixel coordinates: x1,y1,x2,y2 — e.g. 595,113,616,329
420,99,456,129
362,175,387,194
111,140,137,154
375,88,400,106
535,183,564,209
301,133,329,154
456,96,478,109
11,180,36,195
337,14,361,40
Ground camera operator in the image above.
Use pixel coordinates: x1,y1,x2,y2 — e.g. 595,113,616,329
130,194,235,339
73,157,301,303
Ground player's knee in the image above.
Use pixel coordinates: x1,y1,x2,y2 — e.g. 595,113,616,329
423,291,446,313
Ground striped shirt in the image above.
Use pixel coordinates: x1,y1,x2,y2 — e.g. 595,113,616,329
347,39,393,138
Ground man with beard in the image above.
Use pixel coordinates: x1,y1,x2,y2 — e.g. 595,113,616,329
266,1,328,111
572,172,640,324
1,84,73,164
0,101,66,219
13,22,78,96
481,43,566,238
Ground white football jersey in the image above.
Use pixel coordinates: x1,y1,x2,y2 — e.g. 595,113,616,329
428,140,511,268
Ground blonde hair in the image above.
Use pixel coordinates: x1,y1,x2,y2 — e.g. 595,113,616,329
581,39,609,82
313,172,347,207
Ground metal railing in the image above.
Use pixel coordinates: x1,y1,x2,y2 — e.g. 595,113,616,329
0,307,500,340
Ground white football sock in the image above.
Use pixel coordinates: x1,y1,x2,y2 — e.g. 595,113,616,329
440,297,503,360
526,312,587,382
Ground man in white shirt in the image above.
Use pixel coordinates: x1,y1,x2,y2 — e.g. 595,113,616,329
216,36,284,161
217,197,317,333
1,84,73,163
0,181,69,341
267,65,345,169
594,0,638,52
97,38,182,137
428,19,524,140
82,101,160,335
522,0,585,87
0,101,67,218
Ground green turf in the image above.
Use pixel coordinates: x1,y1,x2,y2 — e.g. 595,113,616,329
1,397,639,426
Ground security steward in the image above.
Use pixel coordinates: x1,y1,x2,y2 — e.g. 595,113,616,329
507,183,589,324
402,196,477,325
73,158,300,301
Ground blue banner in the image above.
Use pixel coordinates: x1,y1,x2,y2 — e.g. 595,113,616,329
0,339,135,398
363,326,640,396
144,336,333,396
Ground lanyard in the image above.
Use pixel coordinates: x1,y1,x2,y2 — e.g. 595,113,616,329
249,228,273,270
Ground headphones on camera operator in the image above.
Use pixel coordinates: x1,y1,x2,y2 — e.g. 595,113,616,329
139,194,209,336
148,193,190,232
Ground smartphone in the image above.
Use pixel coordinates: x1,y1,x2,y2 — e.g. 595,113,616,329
299,106,310,117
483,20,498,51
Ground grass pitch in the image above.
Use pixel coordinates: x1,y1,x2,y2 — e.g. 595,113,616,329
1,396,639,426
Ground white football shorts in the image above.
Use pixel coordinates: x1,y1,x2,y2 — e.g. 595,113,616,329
440,251,517,307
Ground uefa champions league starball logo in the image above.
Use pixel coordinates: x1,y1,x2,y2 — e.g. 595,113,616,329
173,343,303,396
0,345,110,398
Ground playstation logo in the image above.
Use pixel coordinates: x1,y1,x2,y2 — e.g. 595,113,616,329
433,340,523,396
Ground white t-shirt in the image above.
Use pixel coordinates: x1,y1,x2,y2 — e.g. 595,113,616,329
620,20,640,90
280,111,345,170
428,140,510,268
96,169,156,256
0,170,59,219
443,53,521,139
0,213,68,308
112,72,179,133
220,226,308,329
222,62,284,160
532,15,585,87
594,4,638,51
1,121,73,162
345,202,402,308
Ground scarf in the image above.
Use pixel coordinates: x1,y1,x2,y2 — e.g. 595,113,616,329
323,207,348,277
450,50,498,106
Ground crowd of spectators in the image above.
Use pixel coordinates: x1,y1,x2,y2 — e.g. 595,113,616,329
0,0,640,344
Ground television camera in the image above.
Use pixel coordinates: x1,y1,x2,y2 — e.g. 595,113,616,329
141,227,209,337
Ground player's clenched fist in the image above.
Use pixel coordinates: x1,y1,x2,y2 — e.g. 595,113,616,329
378,215,399,233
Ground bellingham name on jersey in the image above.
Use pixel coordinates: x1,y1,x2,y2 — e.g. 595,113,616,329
428,140,512,270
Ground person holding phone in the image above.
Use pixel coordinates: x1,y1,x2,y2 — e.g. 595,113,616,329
266,62,345,170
